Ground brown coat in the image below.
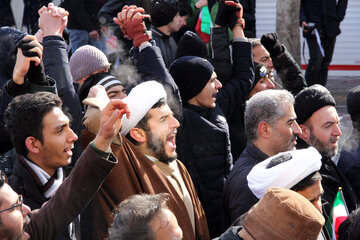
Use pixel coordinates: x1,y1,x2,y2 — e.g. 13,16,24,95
82,130,210,240
24,145,117,239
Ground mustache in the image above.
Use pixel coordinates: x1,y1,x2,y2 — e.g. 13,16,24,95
329,136,339,144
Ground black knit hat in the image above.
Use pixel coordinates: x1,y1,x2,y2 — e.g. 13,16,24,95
150,0,179,27
253,63,268,89
294,84,336,124
169,56,214,101
176,31,208,59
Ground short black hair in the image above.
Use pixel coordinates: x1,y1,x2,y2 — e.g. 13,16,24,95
4,92,63,156
291,171,322,192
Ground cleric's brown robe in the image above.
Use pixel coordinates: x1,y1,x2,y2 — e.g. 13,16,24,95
82,130,210,240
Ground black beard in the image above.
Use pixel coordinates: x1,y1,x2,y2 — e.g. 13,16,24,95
309,132,337,159
146,130,177,164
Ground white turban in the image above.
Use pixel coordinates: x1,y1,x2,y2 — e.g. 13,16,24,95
247,147,322,199
120,81,167,135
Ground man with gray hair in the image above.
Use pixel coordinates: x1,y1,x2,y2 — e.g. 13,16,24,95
221,89,302,230
108,193,183,240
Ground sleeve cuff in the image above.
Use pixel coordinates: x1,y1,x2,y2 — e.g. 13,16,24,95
90,141,112,160
233,37,248,42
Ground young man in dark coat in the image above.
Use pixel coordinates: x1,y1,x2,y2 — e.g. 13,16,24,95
294,84,360,221
169,4,254,236
0,93,128,240
150,0,183,68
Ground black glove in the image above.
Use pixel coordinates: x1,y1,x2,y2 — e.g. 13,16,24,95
261,32,283,58
17,39,48,86
228,2,244,30
215,0,241,27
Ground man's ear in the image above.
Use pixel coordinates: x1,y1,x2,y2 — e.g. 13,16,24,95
299,124,311,143
257,121,272,139
25,137,41,154
129,128,146,143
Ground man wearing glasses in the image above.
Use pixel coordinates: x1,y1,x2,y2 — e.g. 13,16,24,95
0,93,129,240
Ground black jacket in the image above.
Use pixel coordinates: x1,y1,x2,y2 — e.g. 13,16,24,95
300,0,348,38
338,130,360,200
221,142,268,230
61,0,101,32
131,38,253,238
321,157,359,221
239,0,256,38
176,39,253,238
273,45,307,96
0,27,26,87
297,139,359,221
209,27,248,160
151,26,178,68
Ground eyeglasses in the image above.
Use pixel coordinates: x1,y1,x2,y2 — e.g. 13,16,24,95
0,195,23,214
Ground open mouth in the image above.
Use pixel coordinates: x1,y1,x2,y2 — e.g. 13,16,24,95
64,147,74,157
166,135,176,150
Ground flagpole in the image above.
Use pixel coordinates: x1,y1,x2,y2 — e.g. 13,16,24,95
339,187,349,215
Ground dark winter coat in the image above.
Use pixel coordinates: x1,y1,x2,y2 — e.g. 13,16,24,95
151,25,178,68
300,0,348,38
338,130,360,200
221,142,268,230
176,40,254,237
132,36,253,238
297,139,359,222
273,45,307,96
0,27,26,87
209,27,247,160
61,0,101,32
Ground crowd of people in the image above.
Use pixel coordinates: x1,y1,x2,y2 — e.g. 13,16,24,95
0,0,358,239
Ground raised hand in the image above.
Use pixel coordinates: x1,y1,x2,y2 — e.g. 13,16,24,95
13,35,43,85
38,3,69,37
113,5,151,47
94,99,131,151
261,32,283,58
226,0,245,30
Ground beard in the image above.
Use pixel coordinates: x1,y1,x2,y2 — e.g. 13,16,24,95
309,132,338,158
146,131,177,164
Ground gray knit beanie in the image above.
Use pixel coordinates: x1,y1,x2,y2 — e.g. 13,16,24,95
69,45,110,82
